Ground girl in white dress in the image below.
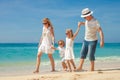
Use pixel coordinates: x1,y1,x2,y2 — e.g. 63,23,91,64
33,18,55,73
65,22,81,72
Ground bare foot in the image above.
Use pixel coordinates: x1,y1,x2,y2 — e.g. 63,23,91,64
73,67,76,71
51,69,55,72
68,69,72,72
76,67,82,71
75,69,87,72
75,68,82,72
33,70,39,73
63,69,67,71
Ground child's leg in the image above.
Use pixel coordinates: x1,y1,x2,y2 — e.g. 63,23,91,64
70,59,76,70
88,40,97,71
90,61,94,71
62,62,67,70
77,40,88,71
66,60,72,72
77,59,84,71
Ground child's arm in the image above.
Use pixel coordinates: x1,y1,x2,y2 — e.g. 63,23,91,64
98,27,104,47
51,46,57,50
72,22,85,40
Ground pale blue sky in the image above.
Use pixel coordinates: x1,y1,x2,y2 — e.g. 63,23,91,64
0,0,120,43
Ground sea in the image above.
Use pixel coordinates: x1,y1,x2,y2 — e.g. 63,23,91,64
0,43,120,76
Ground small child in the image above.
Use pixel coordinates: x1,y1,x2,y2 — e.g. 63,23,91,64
65,23,81,72
52,40,67,71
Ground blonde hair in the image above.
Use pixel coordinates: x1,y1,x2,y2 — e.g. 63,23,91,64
42,18,55,37
42,18,53,29
58,40,65,47
66,29,73,38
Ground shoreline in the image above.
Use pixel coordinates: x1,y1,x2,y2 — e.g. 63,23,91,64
0,59,120,80
0,60,120,77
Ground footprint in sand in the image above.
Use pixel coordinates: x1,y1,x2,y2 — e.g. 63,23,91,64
27,78,39,80
97,70,103,74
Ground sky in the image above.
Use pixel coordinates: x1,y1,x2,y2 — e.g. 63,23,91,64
0,0,120,43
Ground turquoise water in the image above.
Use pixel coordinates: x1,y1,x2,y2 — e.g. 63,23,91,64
0,43,120,67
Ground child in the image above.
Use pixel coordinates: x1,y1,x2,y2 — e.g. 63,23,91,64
77,8,104,71
65,23,82,72
52,40,67,71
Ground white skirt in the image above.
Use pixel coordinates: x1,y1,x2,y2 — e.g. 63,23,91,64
65,48,75,60
38,44,54,54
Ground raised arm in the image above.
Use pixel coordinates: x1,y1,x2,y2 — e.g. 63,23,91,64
72,22,85,40
98,27,104,47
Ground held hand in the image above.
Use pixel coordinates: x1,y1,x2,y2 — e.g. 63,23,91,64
51,45,55,50
78,22,84,27
100,40,104,47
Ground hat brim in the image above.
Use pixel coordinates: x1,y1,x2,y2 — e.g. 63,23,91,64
81,11,93,18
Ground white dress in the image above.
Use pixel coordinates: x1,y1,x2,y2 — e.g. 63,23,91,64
38,26,54,54
65,37,75,60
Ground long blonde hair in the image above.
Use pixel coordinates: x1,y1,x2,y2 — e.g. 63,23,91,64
42,18,54,30
42,18,54,36
69,29,73,38
66,29,73,38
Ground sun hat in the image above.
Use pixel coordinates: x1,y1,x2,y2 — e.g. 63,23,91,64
81,8,93,18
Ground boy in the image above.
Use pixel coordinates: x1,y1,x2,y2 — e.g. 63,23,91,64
77,8,104,71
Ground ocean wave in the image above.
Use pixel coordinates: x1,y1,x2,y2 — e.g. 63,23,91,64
0,56,120,67
41,56,120,66
75,56,120,63
96,56,120,61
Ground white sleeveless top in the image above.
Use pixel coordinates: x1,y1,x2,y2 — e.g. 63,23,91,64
41,26,52,45
38,26,54,54
65,37,75,60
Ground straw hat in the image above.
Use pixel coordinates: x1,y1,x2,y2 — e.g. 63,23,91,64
81,8,93,17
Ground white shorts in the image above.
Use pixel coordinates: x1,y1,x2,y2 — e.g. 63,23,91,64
61,57,65,62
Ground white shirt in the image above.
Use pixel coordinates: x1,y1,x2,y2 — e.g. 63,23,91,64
85,18,100,41
57,47,65,58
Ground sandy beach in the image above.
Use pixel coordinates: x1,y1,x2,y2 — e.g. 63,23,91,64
0,69,120,80
0,62,120,80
